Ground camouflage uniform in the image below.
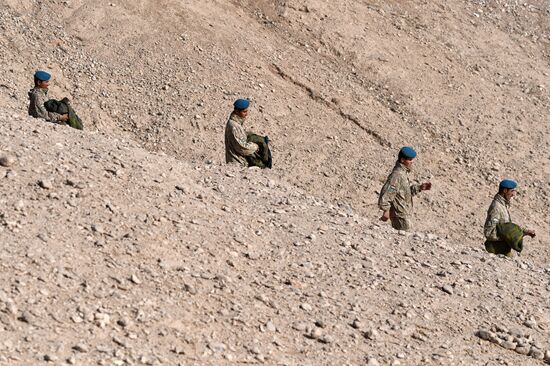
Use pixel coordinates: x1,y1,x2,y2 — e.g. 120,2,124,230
28,87,63,122
483,193,517,256
378,162,422,231
225,113,258,166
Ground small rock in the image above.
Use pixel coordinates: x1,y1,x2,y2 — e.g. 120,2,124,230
529,347,544,359
292,322,308,331
38,179,53,189
413,233,424,240
544,350,550,362
501,341,516,350
71,315,83,323
426,233,438,241
412,331,428,342
514,336,528,347
112,336,127,347
265,321,276,332
300,303,312,312
0,155,16,167
315,320,326,328
441,285,454,295
183,283,197,295
130,274,141,284
309,328,323,340
5,170,17,179
364,329,379,340
351,319,363,330
37,233,49,242
94,313,110,328
367,357,380,366
73,343,89,353
91,224,105,234
117,317,131,327
18,311,34,324
248,344,261,355
476,329,494,341
5,301,17,315
515,346,530,355
44,354,58,362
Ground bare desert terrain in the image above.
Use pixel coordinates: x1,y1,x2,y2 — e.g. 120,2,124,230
0,0,549,365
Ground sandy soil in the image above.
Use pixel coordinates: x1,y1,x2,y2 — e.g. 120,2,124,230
0,0,549,365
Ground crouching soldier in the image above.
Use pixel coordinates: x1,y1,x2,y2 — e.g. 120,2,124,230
28,70,83,130
28,70,69,124
224,99,271,168
484,179,536,257
378,147,432,231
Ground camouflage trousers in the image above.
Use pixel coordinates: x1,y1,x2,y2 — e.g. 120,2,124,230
390,210,412,231
484,240,513,257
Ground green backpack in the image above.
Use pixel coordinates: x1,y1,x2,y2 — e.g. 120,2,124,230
246,133,272,169
44,98,83,130
496,222,524,252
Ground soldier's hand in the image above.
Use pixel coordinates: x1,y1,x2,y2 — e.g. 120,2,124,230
59,114,69,122
420,182,432,191
380,210,390,222
523,229,536,238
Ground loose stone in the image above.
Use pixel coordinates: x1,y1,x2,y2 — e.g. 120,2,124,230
529,347,544,359
0,155,16,167
442,285,454,295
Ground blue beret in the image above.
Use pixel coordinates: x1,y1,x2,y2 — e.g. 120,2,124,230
499,179,517,190
34,70,51,81
233,99,250,110
399,146,417,159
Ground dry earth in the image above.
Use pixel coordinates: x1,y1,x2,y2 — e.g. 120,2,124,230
0,0,549,365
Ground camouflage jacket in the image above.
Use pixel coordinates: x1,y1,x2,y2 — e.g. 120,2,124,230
484,193,512,241
224,113,258,166
378,162,421,218
28,87,62,122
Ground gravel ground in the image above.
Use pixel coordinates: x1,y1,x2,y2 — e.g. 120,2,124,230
0,0,549,365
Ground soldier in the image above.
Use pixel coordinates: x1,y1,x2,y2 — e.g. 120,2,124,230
378,146,432,231
483,179,536,256
28,70,69,124
224,99,259,166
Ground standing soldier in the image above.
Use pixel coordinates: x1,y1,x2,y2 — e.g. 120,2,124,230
484,179,536,256
28,70,69,124
224,99,259,166
378,146,432,231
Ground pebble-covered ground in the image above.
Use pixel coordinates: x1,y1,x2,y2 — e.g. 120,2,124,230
0,0,549,365
0,113,549,365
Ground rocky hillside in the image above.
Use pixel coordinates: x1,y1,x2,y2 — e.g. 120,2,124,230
0,0,549,365
0,112,549,365
1,0,550,242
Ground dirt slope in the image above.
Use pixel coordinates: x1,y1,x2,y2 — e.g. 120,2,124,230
0,0,550,365
1,112,549,365
1,0,549,244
